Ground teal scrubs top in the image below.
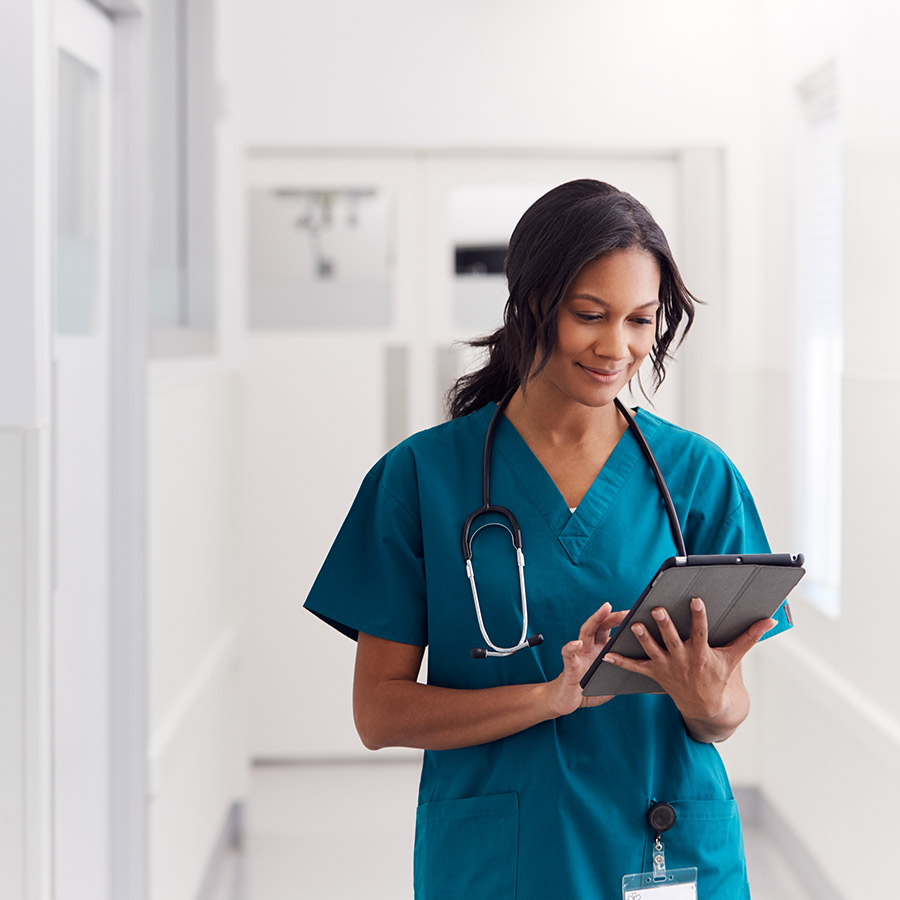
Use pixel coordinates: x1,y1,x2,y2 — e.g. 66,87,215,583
304,403,791,899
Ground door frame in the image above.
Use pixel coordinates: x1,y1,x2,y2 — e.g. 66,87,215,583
52,1,150,898
106,6,150,900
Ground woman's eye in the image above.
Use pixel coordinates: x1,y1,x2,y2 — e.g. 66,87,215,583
575,312,604,322
631,318,654,326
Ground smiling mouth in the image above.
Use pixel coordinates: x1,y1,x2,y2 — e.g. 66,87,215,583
578,363,626,380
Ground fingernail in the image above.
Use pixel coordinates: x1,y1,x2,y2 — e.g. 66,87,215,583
632,624,645,636
691,597,703,611
652,608,665,621
605,655,618,665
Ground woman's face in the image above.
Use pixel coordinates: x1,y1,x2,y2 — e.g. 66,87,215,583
535,247,661,409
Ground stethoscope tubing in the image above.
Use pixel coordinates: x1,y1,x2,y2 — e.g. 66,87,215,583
612,398,687,557
465,523,530,656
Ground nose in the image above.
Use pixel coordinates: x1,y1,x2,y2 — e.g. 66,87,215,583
593,322,629,362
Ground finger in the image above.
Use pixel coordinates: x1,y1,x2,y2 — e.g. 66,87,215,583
720,617,777,661
689,597,709,646
603,651,655,676
581,694,616,708
650,606,686,655
603,610,629,629
594,609,629,645
579,603,612,652
629,621,665,660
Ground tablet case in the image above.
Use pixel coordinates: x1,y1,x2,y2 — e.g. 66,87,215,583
580,556,805,696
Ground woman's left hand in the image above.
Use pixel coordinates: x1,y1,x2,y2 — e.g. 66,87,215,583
604,597,776,742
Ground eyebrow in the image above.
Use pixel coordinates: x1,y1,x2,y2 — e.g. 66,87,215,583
569,294,661,311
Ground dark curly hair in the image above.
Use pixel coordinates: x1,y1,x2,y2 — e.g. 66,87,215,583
447,179,699,419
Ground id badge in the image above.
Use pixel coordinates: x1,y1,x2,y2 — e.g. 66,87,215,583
622,838,698,899
622,868,698,899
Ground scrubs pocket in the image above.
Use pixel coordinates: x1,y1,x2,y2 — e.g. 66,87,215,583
414,792,519,900
661,798,749,899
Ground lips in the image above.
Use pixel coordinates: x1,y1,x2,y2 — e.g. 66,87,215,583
578,363,626,381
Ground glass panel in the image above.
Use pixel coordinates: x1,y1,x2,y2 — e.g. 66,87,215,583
148,0,184,328
149,0,217,337
247,187,392,329
56,50,99,336
449,185,546,333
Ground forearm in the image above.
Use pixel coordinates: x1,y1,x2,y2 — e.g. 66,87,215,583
680,675,750,744
355,678,557,751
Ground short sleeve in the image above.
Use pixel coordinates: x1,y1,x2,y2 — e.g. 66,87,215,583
696,483,793,641
303,458,428,646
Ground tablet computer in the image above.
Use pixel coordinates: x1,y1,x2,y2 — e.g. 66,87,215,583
580,553,805,697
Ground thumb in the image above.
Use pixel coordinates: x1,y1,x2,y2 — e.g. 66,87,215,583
726,618,776,659
562,639,584,667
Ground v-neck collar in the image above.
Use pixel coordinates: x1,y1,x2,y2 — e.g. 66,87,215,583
478,403,662,564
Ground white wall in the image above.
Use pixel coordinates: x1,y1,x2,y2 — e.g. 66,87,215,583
724,1,900,896
145,0,250,897
148,371,248,900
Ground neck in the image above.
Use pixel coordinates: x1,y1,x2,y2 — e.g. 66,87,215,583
503,383,625,447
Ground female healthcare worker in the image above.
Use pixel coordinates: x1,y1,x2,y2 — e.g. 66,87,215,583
304,179,791,899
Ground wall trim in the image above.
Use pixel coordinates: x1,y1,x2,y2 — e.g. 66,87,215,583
148,626,239,798
778,637,900,765
108,9,151,899
23,427,51,900
194,801,244,900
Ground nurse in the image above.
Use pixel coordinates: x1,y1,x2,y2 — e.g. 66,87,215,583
304,179,791,899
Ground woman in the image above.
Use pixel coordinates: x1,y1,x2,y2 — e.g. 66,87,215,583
304,179,791,898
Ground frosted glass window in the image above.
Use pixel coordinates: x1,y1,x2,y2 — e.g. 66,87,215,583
149,0,217,343
247,187,392,329
793,69,842,617
56,50,99,336
449,185,546,333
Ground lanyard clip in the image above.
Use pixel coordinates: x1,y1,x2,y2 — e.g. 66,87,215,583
647,802,677,882
652,836,667,881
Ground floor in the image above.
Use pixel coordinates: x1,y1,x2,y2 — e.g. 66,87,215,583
206,760,820,900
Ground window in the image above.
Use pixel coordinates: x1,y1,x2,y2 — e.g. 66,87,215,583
149,0,217,356
793,63,842,617
247,186,393,330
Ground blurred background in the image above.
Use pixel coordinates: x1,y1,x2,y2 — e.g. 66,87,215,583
2,0,897,898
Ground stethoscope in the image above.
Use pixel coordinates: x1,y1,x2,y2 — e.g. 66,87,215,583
462,387,687,658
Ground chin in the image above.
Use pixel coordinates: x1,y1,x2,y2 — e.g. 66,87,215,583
571,387,622,409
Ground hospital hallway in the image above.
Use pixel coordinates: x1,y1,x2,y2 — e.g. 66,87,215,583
202,761,824,900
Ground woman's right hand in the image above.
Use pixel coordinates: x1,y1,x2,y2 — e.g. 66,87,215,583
354,603,627,752
544,603,628,716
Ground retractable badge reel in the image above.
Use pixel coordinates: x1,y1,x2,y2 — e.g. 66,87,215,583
622,803,698,899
